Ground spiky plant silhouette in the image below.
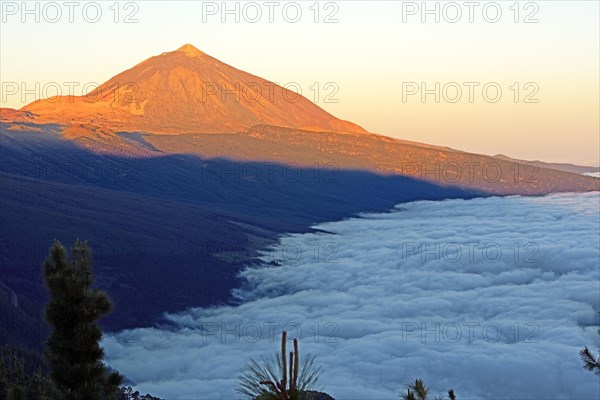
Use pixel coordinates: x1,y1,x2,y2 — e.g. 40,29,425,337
580,313,600,376
237,331,321,400
401,379,456,400
402,379,428,400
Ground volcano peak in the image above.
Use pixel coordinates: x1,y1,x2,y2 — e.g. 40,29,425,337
175,43,204,57
21,44,367,135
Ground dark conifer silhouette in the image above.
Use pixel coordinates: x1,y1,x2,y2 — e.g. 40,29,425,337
43,240,122,400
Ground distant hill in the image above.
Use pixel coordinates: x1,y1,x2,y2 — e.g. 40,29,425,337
494,154,600,175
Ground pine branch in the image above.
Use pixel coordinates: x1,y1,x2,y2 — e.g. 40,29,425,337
580,347,600,376
448,388,456,400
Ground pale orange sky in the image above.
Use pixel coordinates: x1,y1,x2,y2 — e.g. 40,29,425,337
1,1,598,165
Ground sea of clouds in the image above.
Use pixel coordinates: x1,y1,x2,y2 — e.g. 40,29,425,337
104,192,600,399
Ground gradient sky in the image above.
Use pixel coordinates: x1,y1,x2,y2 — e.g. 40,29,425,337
1,1,598,165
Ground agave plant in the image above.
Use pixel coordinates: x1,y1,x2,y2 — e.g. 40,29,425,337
237,331,322,400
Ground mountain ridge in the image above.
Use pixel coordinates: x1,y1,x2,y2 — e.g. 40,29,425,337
493,154,600,175
3,44,598,194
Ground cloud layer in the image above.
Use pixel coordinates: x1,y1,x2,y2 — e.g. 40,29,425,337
104,192,600,399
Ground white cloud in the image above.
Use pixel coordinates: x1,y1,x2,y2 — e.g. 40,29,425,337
104,192,600,399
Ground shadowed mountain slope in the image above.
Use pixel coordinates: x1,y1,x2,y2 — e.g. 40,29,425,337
0,124,476,350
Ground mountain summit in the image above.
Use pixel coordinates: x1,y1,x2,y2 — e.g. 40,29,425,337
176,43,205,57
22,44,366,134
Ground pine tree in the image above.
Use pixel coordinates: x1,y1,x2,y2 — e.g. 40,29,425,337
580,313,600,376
43,240,122,400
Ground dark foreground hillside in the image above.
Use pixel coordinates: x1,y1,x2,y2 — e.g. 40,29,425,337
0,124,477,352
